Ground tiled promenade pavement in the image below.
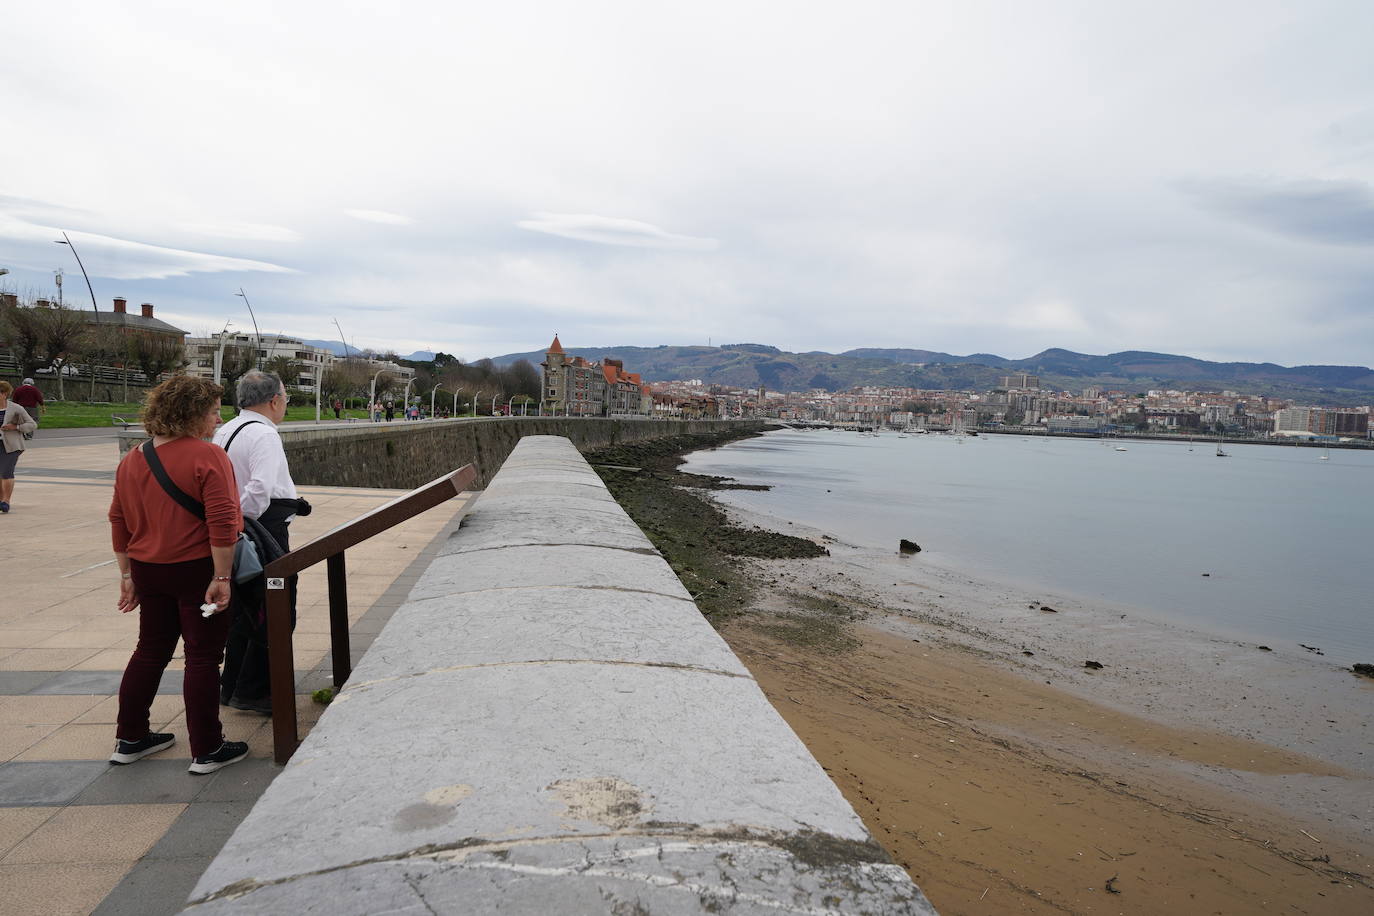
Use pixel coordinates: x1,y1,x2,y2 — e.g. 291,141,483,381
0,437,472,916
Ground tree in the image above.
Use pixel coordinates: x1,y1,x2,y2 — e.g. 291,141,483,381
218,344,257,403
0,300,48,377
35,303,90,400
507,359,541,400
321,357,371,405
78,325,126,401
128,333,187,386
264,354,302,387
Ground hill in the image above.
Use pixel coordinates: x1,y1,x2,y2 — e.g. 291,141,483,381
485,343,1374,405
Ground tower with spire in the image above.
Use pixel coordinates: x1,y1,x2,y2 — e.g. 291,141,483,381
541,334,566,413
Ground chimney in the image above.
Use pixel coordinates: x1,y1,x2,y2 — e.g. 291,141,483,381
113,297,127,314
140,302,153,318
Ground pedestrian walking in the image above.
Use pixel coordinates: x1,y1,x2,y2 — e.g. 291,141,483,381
107,374,249,774
11,378,44,439
213,370,308,715
384,400,395,422
332,398,342,419
0,381,38,513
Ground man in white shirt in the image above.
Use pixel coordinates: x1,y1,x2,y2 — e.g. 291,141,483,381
213,370,306,714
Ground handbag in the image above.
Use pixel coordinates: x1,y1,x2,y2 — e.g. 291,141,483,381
141,440,262,584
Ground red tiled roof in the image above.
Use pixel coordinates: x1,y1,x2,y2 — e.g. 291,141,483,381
547,334,565,354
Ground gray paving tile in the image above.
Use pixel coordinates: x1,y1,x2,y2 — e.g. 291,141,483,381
143,801,250,860
193,758,281,803
73,759,209,806
91,856,204,916
0,760,110,805
28,670,129,695
0,671,57,695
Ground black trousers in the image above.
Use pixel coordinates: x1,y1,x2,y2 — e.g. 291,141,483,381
220,508,296,703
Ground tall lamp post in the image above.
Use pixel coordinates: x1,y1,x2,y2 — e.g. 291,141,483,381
53,233,98,315
430,386,444,419
452,389,464,416
368,369,387,421
402,378,416,417
234,289,262,369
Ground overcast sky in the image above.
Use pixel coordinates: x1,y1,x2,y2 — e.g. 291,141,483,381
3,1,1373,367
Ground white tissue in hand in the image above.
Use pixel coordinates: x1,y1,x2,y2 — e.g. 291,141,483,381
200,603,219,618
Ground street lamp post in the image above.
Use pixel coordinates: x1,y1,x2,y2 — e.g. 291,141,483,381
53,233,98,315
452,389,464,416
430,386,444,419
368,369,387,421
491,395,498,416
212,322,234,383
403,378,416,418
234,289,262,369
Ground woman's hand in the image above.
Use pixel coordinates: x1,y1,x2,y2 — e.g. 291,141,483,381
117,578,140,614
205,578,231,612
0,423,16,432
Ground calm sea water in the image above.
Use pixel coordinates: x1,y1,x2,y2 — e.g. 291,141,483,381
683,429,1374,667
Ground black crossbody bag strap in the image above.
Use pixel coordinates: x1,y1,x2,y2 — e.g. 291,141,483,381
141,439,206,521
223,419,264,453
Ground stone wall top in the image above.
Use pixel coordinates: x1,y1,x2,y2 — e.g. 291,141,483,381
183,436,935,914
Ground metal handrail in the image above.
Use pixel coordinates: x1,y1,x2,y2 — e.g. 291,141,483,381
263,463,478,763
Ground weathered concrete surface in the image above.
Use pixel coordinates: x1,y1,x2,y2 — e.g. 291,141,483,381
184,436,935,914
118,417,761,489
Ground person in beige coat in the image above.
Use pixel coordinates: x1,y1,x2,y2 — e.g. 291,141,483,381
0,380,39,513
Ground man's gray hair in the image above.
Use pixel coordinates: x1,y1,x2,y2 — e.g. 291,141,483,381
237,370,285,409
21,378,34,385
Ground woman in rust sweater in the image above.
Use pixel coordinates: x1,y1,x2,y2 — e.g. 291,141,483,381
108,375,249,774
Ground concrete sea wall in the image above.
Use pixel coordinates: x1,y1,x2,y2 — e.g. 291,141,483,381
118,416,763,488
183,436,934,914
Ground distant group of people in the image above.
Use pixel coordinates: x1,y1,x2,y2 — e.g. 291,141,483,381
107,369,307,774
0,379,41,513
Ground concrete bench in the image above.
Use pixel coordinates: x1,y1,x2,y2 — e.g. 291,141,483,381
184,435,934,914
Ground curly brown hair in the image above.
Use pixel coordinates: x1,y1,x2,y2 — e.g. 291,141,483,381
142,374,223,438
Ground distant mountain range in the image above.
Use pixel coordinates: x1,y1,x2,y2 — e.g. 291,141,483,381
481,343,1374,405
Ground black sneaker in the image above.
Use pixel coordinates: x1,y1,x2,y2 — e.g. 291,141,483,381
188,740,249,775
110,732,175,764
228,695,273,716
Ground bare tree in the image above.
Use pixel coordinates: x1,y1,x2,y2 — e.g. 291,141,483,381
77,325,126,401
35,304,91,400
321,357,371,406
0,296,48,377
128,333,187,386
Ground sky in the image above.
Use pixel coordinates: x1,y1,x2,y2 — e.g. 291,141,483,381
3,1,1373,368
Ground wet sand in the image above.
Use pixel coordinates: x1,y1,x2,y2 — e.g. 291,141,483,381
712,505,1374,915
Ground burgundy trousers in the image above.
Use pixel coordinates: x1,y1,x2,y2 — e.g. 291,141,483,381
117,557,231,758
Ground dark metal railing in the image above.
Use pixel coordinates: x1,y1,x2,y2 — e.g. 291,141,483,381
263,464,478,763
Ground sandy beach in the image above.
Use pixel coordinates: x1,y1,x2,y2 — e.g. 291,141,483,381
711,502,1374,914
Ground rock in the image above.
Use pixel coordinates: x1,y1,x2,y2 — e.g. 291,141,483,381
1300,643,1325,655
898,539,921,555
1084,660,1105,670
1040,605,1058,613
1202,572,1211,577
1257,645,1272,651
1022,650,1034,656
1352,663,1374,679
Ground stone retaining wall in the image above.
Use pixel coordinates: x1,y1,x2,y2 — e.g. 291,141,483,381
118,417,762,488
182,436,935,914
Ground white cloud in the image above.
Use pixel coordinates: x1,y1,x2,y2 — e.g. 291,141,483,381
343,209,414,226
0,213,294,280
518,213,719,251
177,220,302,242
2,2,1372,366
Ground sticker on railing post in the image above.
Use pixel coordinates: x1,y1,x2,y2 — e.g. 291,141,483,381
267,578,286,590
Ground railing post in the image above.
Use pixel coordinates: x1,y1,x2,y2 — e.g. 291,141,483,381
266,579,298,764
327,552,351,688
